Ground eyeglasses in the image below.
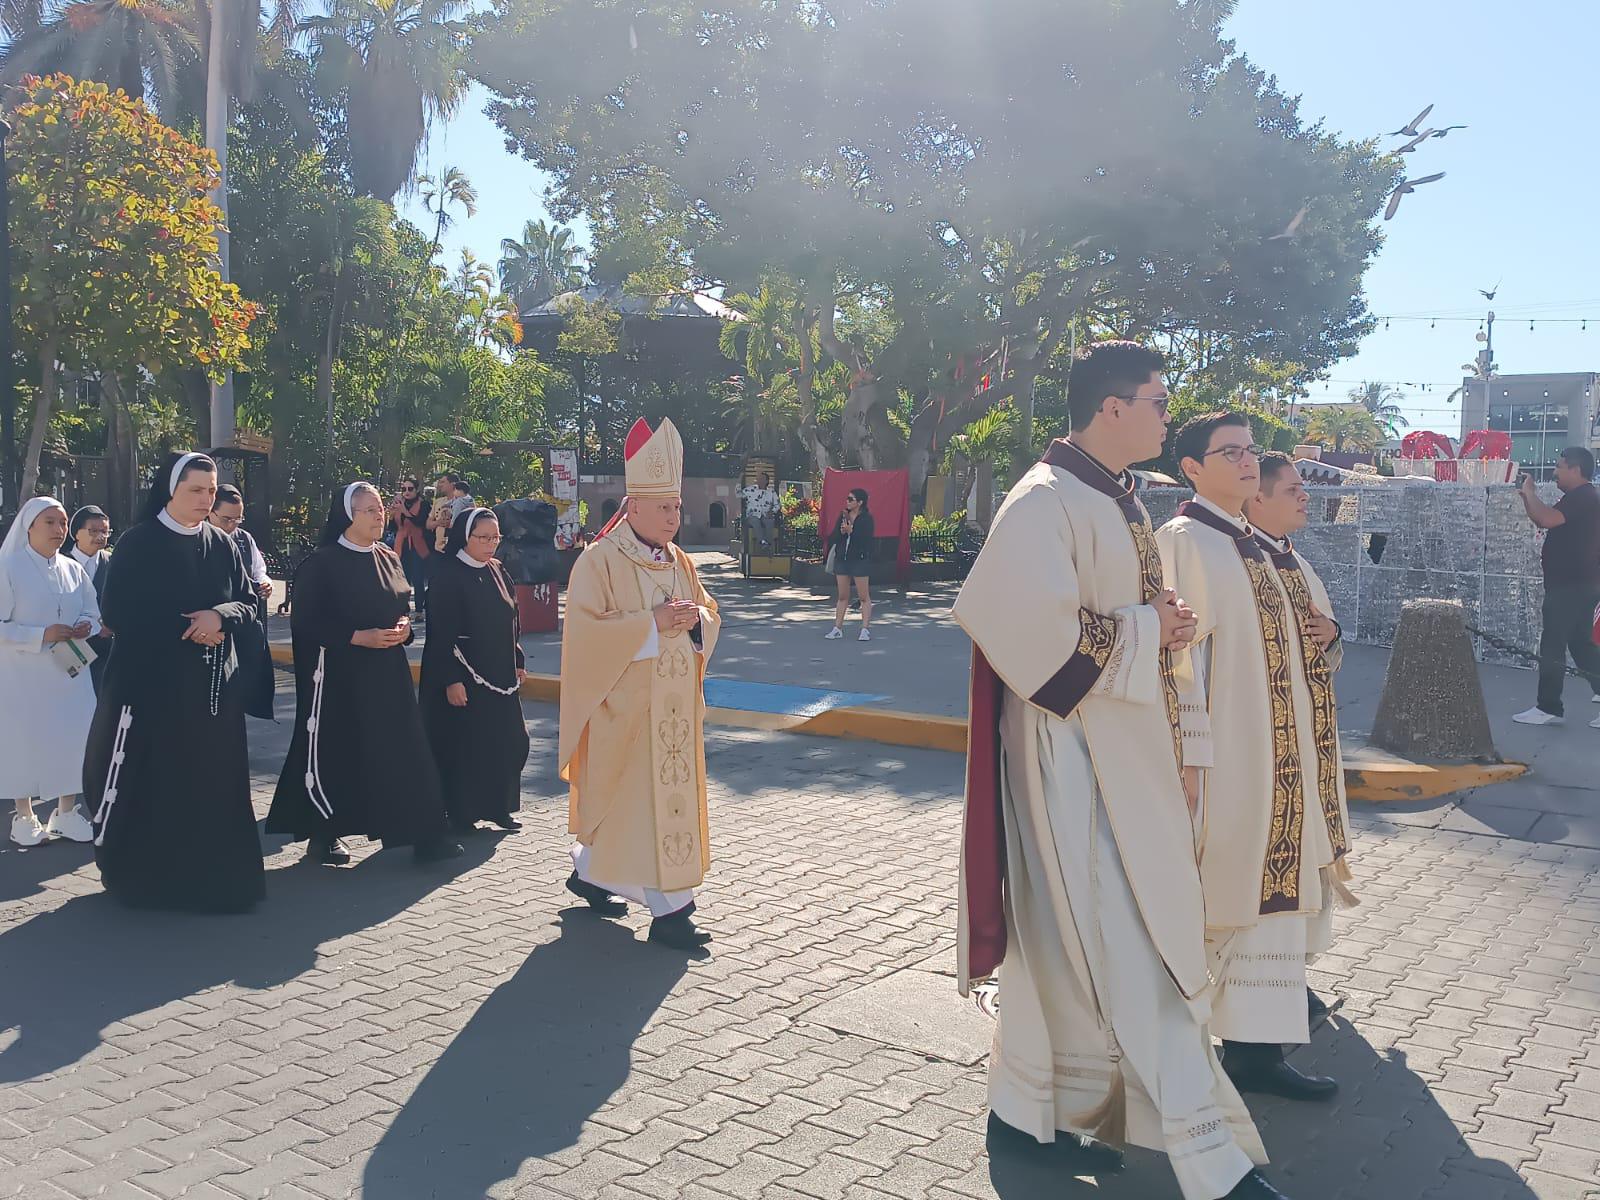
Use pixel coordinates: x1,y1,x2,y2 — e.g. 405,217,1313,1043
1112,392,1172,417
211,513,243,528
1201,444,1266,464
469,533,502,545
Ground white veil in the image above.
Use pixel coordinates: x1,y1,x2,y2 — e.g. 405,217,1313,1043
0,497,66,565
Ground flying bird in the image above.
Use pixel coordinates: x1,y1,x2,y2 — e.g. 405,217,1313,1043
1389,103,1435,138
1479,279,1501,301
1396,128,1436,154
1268,205,1310,241
1383,172,1446,220
1430,125,1468,138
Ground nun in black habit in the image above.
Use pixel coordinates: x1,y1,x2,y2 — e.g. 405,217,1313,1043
265,482,463,866
67,505,114,692
420,508,530,834
84,453,266,913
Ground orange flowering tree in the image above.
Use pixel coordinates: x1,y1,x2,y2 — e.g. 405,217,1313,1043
8,74,259,498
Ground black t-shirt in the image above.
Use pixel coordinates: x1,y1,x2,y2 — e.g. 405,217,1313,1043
1543,481,1600,588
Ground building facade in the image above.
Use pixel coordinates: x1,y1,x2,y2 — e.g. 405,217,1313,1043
1459,371,1599,479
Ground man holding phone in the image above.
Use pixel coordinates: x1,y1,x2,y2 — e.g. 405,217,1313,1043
1514,447,1600,727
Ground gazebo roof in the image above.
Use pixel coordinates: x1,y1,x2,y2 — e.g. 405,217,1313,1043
520,284,745,328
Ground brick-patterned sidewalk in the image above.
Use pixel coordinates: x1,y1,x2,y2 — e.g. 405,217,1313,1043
2,704,1597,1200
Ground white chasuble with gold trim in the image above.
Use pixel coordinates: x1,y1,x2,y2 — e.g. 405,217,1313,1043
559,524,719,893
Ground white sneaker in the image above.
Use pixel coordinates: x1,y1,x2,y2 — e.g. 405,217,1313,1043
825,627,843,640
1590,713,1600,729
10,814,47,848
46,806,94,843
858,628,872,642
1512,707,1564,726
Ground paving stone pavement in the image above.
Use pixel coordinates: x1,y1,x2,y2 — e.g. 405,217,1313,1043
2,697,1598,1200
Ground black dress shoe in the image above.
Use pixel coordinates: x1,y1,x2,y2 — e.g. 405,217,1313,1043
648,906,713,950
1225,1168,1292,1199
449,818,480,836
413,836,465,864
1307,987,1330,1020
986,1112,1124,1172
1222,1042,1338,1102
565,871,627,916
490,816,523,832
308,837,351,866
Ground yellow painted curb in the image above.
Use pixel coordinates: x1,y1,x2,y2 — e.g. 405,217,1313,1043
269,645,1525,798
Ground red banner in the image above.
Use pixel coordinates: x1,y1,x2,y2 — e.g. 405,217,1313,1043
820,469,913,583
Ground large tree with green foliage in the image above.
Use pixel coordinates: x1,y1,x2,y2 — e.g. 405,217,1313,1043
8,74,257,508
475,0,1396,495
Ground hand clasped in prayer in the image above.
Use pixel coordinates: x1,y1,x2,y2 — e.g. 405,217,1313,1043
654,599,699,634
182,609,225,647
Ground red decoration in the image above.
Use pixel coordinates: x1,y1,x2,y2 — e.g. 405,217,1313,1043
1459,430,1512,460
819,468,914,584
1400,430,1456,460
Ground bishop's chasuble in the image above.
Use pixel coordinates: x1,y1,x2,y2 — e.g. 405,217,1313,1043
955,440,1264,1198
559,521,720,893
1157,498,1355,1044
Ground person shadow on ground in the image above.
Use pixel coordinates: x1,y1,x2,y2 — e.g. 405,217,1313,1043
360,909,688,1199
0,837,488,1083
0,839,96,906
987,1013,1542,1200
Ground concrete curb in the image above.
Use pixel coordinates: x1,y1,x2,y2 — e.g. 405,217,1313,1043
268,646,1526,801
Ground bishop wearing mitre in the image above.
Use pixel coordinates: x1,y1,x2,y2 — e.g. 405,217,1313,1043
558,417,721,951
1158,416,1356,1105
955,343,1285,1200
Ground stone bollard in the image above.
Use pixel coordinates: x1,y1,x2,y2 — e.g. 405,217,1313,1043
1370,600,1500,762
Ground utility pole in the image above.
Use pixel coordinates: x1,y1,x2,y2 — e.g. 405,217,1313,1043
205,3,235,452
1477,309,1497,431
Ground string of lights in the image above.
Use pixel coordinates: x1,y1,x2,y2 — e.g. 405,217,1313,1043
1376,315,1594,331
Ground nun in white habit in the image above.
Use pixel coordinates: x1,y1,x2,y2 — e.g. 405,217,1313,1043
0,496,101,846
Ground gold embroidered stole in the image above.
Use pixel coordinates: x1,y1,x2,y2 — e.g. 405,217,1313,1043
618,529,706,889
1177,502,1307,915
1257,537,1348,863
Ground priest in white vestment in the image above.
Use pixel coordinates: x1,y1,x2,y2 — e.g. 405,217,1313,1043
955,343,1290,1200
1157,415,1354,1105
1245,452,1356,1023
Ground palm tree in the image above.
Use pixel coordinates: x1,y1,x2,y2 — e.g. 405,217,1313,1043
1305,406,1384,454
1349,380,1409,438
719,281,802,454
419,168,477,261
297,0,468,201
497,219,586,311
0,0,200,110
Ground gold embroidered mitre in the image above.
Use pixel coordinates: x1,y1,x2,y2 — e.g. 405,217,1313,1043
623,417,684,498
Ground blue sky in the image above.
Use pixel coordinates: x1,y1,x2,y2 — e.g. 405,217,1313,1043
403,0,1600,437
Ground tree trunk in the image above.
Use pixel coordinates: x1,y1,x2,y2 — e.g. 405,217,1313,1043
179,368,212,447
99,370,138,527
19,337,58,500
792,308,829,473
205,0,236,449
816,304,879,469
